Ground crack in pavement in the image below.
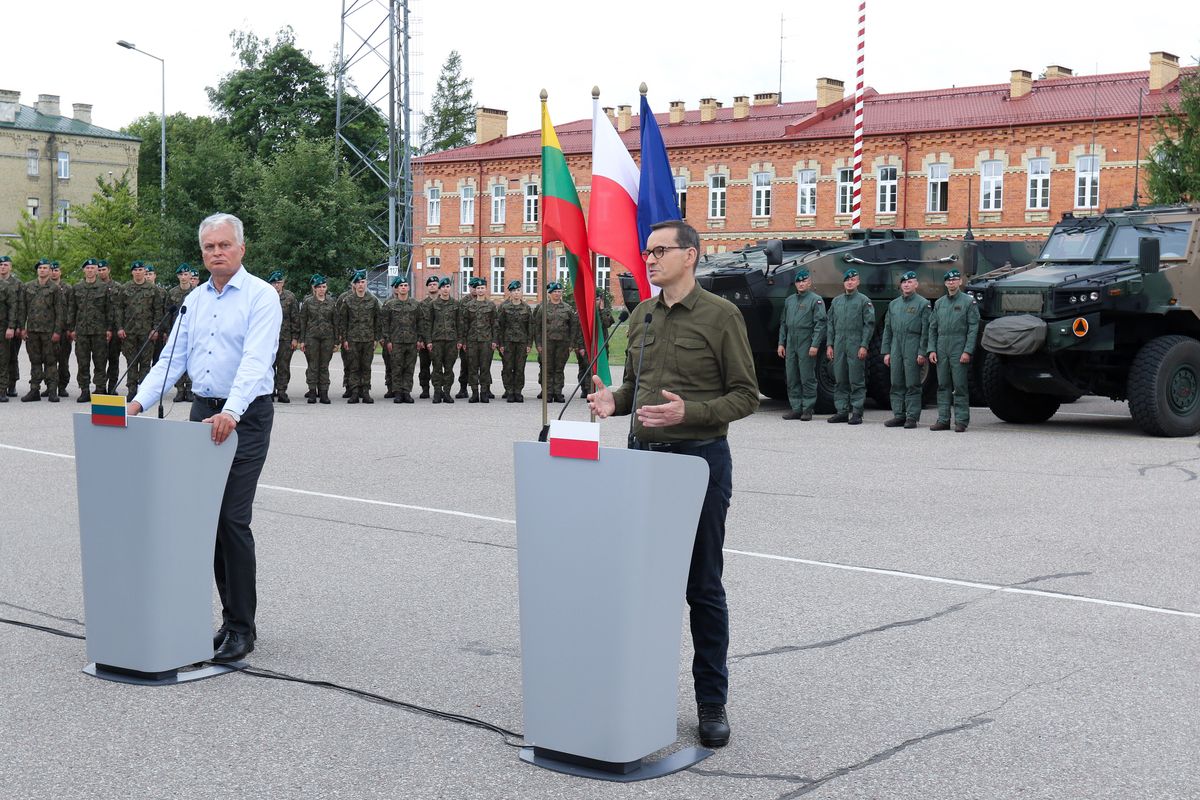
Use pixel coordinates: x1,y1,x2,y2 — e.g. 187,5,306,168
689,767,816,784
1007,571,1093,587
258,506,512,551
1134,453,1200,481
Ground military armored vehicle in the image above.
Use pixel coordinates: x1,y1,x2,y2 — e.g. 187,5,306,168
967,204,1200,436
619,230,1040,413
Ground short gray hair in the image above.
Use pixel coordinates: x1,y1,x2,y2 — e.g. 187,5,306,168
198,213,245,246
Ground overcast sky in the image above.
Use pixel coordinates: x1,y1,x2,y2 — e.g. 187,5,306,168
7,1,1198,138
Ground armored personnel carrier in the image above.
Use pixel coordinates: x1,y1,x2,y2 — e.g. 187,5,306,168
968,204,1200,436
619,230,1040,413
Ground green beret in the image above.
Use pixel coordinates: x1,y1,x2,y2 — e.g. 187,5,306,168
0,256,10,263
468,277,486,288
900,270,918,282
175,263,190,274
507,279,521,291
83,258,99,267
794,269,810,281
50,261,61,269
351,269,367,283
547,281,563,292
943,268,961,281
36,258,51,266
310,273,327,286
438,277,451,288
267,270,285,283
130,260,145,270
842,268,858,280
390,276,406,287
426,275,440,286
97,260,108,267
188,267,199,276
144,263,155,273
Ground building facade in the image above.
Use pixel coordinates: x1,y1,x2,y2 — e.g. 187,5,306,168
413,52,1190,305
0,91,140,239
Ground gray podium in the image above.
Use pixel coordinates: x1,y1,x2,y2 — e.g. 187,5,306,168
73,413,237,685
514,441,712,781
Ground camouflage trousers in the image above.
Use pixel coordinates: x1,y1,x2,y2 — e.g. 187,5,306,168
466,342,494,392
382,345,393,391
418,347,432,392
345,341,375,392
26,332,57,392
56,334,71,390
388,342,418,394
536,340,570,395
104,335,121,392
430,341,458,393
0,333,10,392
501,341,528,396
5,335,20,389
121,330,154,392
304,337,335,391
274,339,293,393
75,334,108,392
456,346,470,392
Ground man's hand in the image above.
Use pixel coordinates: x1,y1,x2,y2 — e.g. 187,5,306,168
883,354,890,367
386,342,393,353
342,340,349,351
959,352,972,364
5,328,13,340
808,346,818,357
637,389,686,428
826,345,833,361
586,375,615,419
917,354,927,366
300,342,306,353
291,339,298,350
498,345,505,355
51,332,60,343
203,411,237,444
857,346,868,361
118,329,127,340
457,342,465,351
929,352,938,365
69,331,76,342
127,401,143,416
776,345,785,358
150,331,159,342
105,331,112,342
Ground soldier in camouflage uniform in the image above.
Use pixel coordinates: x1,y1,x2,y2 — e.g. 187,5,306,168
166,264,195,401
0,255,23,397
382,276,421,404
453,282,474,400
416,275,439,399
49,262,72,397
97,261,122,394
335,281,354,398
881,270,932,429
117,260,165,399
337,270,381,403
927,268,980,433
268,270,300,403
423,277,461,403
777,268,826,421
68,258,112,403
572,296,614,401
21,259,64,402
825,268,875,425
532,282,575,402
497,279,533,402
460,277,497,402
299,274,336,404
145,264,169,363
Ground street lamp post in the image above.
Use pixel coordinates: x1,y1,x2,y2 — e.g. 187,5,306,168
116,40,166,218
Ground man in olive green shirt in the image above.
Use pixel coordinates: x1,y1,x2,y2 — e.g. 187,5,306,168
825,268,875,424
588,220,758,750
928,268,980,432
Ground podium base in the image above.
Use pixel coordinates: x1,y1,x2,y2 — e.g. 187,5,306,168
519,745,712,782
84,661,241,686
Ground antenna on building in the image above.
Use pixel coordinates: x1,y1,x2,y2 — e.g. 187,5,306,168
778,13,784,98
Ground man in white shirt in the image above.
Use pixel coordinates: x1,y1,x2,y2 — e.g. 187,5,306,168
129,212,282,663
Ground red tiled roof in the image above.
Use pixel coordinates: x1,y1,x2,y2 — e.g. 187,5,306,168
416,67,1193,165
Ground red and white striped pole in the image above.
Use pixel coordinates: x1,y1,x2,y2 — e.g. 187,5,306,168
850,0,866,230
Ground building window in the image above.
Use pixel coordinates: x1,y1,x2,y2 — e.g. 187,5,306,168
751,172,772,218
490,256,506,294
524,184,539,224
58,200,70,225
491,185,506,224
556,254,569,286
837,168,854,215
594,255,611,292
877,166,898,214
57,151,69,179
1027,158,1051,210
981,160,1003,211
427,255,441,277
427,188,441,226
674,175,688,217
459,256,474,294
1075,156,1099,208
460,186,475,225
27,197,39,219
927,163,949,212
708,175,726,219
523,256,538,295
27,149,39,177
797,169,817,215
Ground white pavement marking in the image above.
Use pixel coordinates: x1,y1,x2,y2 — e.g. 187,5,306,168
7,441,1197,620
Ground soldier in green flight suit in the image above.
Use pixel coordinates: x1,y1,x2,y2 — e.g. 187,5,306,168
497,279,533,402
337,269,382,404
166,264,195,401
422,277,461,403
68,258,112,403
0,255,22,397
382,275,421,404
461,277,498,402
299,274,336,404
417,274,439,399
927,268,980,432
268,270,300,403
21,259,64,402
49,262,72,397
882,270,932,429
825,268,875,424
97,260,122,394
777,268,826,421
116,260,165,399
533,282,575,403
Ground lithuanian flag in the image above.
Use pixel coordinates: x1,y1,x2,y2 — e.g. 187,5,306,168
91,394,127,428
541,100,608,384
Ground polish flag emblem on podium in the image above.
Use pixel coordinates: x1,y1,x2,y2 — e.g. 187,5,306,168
548,420,600,460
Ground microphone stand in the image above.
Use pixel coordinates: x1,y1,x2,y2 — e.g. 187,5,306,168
626,312,653,449
157,305,186,418
115,304,179,398
556,309,630,422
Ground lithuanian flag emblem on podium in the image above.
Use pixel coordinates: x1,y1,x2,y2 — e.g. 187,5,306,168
90,394,127,428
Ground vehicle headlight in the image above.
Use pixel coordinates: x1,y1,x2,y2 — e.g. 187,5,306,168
1089,291,1099,301
1069,295,1078,304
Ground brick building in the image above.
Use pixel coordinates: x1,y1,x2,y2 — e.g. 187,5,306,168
413,52,1190,304
0,91,140,240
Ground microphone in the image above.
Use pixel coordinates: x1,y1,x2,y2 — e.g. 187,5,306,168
115,304,180,394
557,309,630,421
626,312,653,449
157,305,186,419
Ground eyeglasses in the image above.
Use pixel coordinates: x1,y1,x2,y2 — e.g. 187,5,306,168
640,245,689,260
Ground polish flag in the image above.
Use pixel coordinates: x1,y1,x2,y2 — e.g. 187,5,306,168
588,96,650,301
548,420,601,461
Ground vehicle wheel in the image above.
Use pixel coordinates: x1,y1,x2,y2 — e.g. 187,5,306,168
757,372,788,402
968,355,988,407
1127,335,1200,437
921,359,937,408
815,357,837,414
865,331,890,409
982,353,1060,424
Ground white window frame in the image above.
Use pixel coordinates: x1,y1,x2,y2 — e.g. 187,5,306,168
523,256,538,296
490,256,505,295
427,255,441,272
524,184,539,224
27,197,39,219
708,175,726,219
836,168,854,215
980,160,1003,211
460,186,475,225
674,175,688,217
556,254,569,287
427,187,441,227
58,200,70,225
752,172,772,218
459,256,474,294
1027,158,1051,210
797,169,817,216
57,151,69,179
491,185,506,224
26,149,38,177
1075,156,1099,209
594,255,611,292
927,163,949,212
877,166,898,214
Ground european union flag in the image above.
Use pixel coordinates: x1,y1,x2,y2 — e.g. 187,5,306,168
635,94,681,249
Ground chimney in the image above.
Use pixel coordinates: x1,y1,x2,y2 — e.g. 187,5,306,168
753,92,781,106
617,104,632,132
73,103,93,125
1043,65,1073,80
699,97,718,122
36,93,61,117
474,107,508,145
815,78,844,109
1150,51,1180,92
602,106,615,123
733,96,749,120
1010,70,1033,99
669,100,685,124
0,89,19,124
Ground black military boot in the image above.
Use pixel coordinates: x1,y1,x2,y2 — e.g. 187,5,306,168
40,388,50,397
361,392,374,404
308,393,317,404
393,393,403,404
455,386,468,399
21,389,40,402
277,391,290,403
305,388,315,399
347,389,360,404
443,391,455,404
848,412,862,425
469,390,480,403
402,392,414,404
514,394,524,403
58,387,69,398
884,416,904,427
384,389,395,399
342,387,353,398
697,703,731,748
47,391,59,403
827,412,849,423
480,390,490,404
420,386,430,399
5,386,16,397
432,390,443,404
318,389,331,405
77,390,91,403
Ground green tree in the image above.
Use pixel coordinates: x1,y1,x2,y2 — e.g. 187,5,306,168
61,175,156,281
4,213,69,278
1148,67,1200,204
421,50,475,154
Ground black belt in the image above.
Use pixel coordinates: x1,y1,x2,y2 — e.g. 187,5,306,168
194,394,271,408
630,436,724,453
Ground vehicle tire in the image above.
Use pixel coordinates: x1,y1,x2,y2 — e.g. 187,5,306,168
1127,335,1200,437
815,357,837,414
757,372,788,402
865,331,890,408
921,359,937,408
968,354,988,407
982,353,1060,424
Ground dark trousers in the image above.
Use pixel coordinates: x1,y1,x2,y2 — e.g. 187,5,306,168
418,347,432,392
190,394,274,636
5,335,20,389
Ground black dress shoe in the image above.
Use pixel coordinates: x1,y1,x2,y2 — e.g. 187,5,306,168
213,630,254,663
213,626,229,650
698,703,731,748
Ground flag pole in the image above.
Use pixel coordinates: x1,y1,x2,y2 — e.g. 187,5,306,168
539,89,550,440
850,0,866,231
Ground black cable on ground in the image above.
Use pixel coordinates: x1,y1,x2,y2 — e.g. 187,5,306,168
0,617,86,640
